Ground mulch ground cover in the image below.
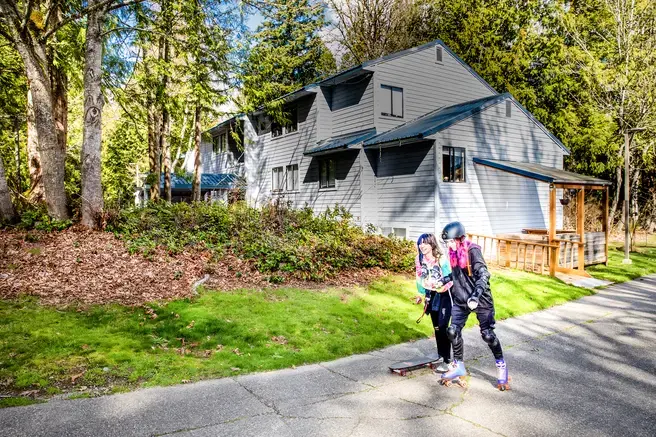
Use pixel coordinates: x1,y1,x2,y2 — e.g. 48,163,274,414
0,228,390,306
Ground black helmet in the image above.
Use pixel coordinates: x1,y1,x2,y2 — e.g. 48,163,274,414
442,221,466,241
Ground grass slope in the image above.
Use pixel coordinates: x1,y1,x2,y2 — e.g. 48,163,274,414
0,268,594,404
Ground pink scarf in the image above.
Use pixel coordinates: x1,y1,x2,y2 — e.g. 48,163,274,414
449,240,479,269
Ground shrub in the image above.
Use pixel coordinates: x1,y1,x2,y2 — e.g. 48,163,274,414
109,201,414,281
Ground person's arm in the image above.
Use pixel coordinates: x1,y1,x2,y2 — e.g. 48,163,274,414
415,255,428,300
437,256,453,293
466,247,490,308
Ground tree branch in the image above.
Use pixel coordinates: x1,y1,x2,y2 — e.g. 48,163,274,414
21,0,35,33
42,0,145,41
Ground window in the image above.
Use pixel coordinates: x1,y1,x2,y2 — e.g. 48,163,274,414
505,100,512,117
212,133,227,153
270,107,298,138
286,164,299,191
380,85,403,118
272,167,284,192
271,121,283,138
319,158,336,189
285,108,298,134
436,46,443,63
442,147,466,183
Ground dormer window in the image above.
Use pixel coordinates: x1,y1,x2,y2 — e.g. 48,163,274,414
380,85,403,118
212,132,227,153
271,107,298,138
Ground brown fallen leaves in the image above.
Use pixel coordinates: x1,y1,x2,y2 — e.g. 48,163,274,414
0,227,390,307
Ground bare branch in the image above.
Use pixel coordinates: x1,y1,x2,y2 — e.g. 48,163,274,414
21,0,35,33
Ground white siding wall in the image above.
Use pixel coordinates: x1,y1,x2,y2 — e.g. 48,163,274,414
331,75,375,137
373,44,496,133
245,94,362,221
435,100,566,236
373,142,435,241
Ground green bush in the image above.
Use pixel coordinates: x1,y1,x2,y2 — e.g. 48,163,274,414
108,201,414,281
15,206,73,232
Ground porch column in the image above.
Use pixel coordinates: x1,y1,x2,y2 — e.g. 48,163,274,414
603,186,609,266
577,188,585,271
549,185,557,276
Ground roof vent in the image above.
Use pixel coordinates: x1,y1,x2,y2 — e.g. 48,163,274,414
436,46,443,63
505,100,512,117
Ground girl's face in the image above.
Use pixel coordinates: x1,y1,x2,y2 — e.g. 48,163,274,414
446,239,458,251
419,241,433,257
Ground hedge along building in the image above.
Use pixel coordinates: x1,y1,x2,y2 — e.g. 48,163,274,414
196,40,611,276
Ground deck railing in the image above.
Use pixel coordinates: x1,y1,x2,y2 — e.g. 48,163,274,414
467,233,559,275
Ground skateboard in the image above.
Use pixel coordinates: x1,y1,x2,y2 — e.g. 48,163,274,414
389,355,442,376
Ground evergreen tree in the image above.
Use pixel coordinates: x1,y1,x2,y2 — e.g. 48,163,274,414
240,0,333,113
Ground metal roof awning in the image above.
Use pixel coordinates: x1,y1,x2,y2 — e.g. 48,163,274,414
304,128,377,156
363,94,508,148
473,158,611,187
159,173,237,191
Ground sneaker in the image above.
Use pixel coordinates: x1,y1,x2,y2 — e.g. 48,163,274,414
441,360,466,380
433,361,450,373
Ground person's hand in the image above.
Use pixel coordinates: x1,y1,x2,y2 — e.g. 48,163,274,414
467,297,479,311
414,295,423,304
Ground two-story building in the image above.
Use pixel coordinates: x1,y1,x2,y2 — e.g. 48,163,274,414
190,40,610,249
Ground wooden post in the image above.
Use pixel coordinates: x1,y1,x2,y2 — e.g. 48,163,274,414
504,241,511,267
531,245,537,272
603,186,609,266
577,187,585,271
549,185,557,276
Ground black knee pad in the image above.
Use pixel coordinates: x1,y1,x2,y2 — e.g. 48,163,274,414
481,329,498,346
447,325,459,341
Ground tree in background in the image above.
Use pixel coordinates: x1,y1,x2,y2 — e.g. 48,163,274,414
240,0,334,115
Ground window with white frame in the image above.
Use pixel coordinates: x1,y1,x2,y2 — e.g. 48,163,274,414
285,108,298,133
319,158,336,189
286,164,299,191
212,132,227,153
380,85,403,118
271,121,283,138
272,166,284,192
442,146,466,183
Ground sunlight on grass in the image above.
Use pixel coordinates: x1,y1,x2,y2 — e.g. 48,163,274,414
588,244,656,283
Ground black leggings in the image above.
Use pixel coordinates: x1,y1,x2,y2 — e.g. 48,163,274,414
449,303,503,361
428,291,452,362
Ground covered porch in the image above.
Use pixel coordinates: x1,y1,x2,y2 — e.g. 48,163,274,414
468,158,612,278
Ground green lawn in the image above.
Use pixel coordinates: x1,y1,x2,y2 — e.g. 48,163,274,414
588,243,656,283
0,268,596,404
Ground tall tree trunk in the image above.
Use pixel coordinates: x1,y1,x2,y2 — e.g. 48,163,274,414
162,111,172,202
14,117,23,192
0,156,16,222
51,64,68,155
192,104,202,202
14,40,68,219
162,37,172,202
609,165,622,231
26,89,44,202
80,0,106,228
148,101,161,202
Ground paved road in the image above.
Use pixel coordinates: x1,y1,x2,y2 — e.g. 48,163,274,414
2,275,655,437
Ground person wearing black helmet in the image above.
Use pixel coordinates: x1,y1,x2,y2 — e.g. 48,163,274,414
438,221,510,391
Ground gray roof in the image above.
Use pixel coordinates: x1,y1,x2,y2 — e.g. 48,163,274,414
473,158,611,186
363,94,507,147
304,128,377,156
159,173,237,191
363,93,569,154
271,40,497,107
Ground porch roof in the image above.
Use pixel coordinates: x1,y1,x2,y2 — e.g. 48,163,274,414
304,128,377,156
473,158,611,187
159,173,237,191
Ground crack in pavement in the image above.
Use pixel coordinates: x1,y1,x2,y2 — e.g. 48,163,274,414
317,363,377,388
153,412,278,436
